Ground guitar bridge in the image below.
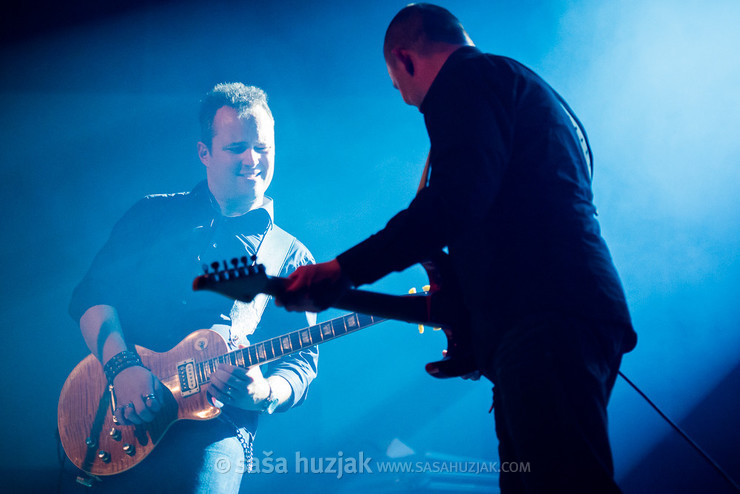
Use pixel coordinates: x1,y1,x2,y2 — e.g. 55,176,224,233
176,359,199,397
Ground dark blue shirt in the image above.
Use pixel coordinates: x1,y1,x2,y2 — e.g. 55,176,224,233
70,180,318,417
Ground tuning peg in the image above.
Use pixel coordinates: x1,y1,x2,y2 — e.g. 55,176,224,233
231,258,239,268
257,264,266,274
250,255,258,264
202,264,210,274
210,262,220,272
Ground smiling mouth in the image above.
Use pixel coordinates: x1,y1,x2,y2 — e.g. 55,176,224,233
238,170,261,179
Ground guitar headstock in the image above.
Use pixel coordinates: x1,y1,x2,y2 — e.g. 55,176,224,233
192,257,273,303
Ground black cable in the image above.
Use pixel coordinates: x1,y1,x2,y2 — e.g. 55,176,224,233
618,370,740,492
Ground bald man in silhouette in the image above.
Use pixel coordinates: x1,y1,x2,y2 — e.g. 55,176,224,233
278,4,636,493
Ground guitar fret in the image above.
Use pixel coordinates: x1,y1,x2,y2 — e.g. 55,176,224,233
289,331,301,350
310,325,321,343
248,346,258,366
257,343,267,361
331,318,344,336
357,313,374,327
345,313,358,331
321,322,334,339
236,350,246,367
300,328,311,346
264,341,275,360
281,334,292,353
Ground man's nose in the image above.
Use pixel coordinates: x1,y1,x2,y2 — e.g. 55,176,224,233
240,148,259,166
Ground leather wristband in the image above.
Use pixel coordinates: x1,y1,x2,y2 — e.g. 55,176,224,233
103,350,143,384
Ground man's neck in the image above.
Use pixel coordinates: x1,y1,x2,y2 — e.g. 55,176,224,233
213,193,262,217
415,44,470,109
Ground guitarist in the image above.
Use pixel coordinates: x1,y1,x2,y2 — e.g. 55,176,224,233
278,4,637,494
68,83,318,491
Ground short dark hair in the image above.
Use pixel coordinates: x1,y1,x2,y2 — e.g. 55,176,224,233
199,83,273,148
384,3,469,58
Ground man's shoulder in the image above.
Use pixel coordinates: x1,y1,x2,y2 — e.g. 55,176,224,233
115,184,208,230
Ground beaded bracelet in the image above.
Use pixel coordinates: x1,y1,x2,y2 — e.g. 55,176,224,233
103,350,143,384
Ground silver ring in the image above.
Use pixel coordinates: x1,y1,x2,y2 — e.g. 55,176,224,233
143,393,157,402
125,402,135,409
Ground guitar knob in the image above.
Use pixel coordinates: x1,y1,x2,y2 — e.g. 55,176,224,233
109,428,122,441
97,451,111,463
123,443,136,456
85,437,97,449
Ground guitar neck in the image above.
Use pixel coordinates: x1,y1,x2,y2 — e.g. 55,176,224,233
196,311,384,386
260,276,434,326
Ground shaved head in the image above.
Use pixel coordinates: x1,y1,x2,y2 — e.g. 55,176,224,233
383,3,471,59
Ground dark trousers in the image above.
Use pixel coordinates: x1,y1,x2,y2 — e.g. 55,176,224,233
484,314,628,494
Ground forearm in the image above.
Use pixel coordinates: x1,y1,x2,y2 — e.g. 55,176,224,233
79,304,129,363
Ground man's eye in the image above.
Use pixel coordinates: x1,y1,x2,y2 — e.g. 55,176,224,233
225,144,248,154
254,146,270,153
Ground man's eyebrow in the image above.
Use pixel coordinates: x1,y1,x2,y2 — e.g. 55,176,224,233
222,141,247,149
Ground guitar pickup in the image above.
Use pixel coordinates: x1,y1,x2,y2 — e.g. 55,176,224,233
177,359,199,397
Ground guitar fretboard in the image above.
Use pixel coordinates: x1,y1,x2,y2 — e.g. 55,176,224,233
196,313,384,386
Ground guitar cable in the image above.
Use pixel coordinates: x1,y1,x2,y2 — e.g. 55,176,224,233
617,370,740,492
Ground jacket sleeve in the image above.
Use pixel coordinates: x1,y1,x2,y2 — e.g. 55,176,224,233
337,58,515,286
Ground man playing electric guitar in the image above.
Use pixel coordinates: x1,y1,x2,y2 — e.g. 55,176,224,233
277,5,637,494
66,83,317,492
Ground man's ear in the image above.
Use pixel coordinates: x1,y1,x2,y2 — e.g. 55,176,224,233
197,141,210,166
392,48,415,77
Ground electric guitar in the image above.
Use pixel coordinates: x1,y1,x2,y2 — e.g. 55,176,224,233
58,256,473,477
192,254,474,379
58,310,388,477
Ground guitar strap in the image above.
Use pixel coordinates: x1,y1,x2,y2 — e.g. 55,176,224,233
226,225,295,350
417,152,431,193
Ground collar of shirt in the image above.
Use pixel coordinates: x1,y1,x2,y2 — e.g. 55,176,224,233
420,45,481,115
191,180,274,234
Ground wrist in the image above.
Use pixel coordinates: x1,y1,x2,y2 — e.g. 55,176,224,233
259,382,279,415
103,350,143,384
